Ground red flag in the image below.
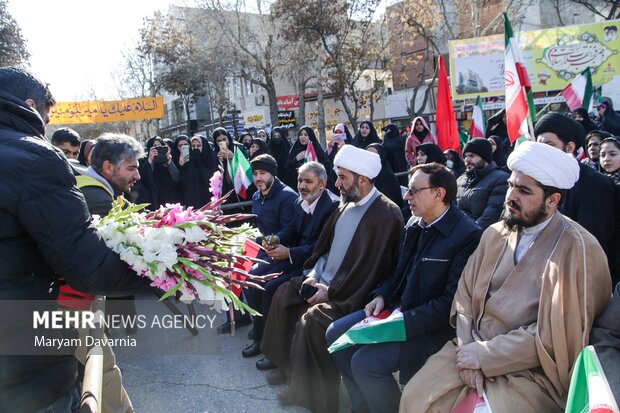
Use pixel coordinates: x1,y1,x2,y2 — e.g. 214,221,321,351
436,56,460,152
231,239,261,297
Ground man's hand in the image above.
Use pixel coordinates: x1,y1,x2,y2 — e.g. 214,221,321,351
306,283,328,305
456,342,481,370
302,277,317,287
266,245,289,261
459,369,485,396
364,296,385,317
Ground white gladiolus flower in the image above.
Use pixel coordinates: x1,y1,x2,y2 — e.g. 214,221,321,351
184,226,206,243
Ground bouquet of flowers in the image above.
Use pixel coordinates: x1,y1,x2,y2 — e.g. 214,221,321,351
92,193,269,315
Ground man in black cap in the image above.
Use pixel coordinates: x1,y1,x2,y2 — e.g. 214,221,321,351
455,138,509,229
535,112,617,262
216,154,298,334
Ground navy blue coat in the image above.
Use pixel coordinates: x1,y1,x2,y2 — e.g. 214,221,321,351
371,205,482,383
252,177,298,243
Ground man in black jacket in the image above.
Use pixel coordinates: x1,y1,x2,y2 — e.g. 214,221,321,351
456,138,509,230
0,67,147,412
327,163,482,413
535,112,616,261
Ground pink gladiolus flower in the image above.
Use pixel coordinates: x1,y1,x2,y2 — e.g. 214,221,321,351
210,171,222,203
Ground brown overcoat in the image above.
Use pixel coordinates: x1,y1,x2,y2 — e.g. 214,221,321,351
261,193,404,413
400,212,612,413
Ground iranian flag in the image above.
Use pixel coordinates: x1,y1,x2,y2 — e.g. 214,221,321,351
565,346,619,413
305,141,318,163
504,13,535,144
328,308,405,353
561,68,594,112
230,149,253,199
469,96,486,139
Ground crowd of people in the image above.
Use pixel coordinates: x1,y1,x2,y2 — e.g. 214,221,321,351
2,65,620,413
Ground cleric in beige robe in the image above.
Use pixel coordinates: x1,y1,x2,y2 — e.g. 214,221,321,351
400,142,612,413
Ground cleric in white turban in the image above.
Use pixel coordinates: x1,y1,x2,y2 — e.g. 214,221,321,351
507,141,579,189
333,144,382,179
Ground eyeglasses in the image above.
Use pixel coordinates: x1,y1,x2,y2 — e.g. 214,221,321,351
405,186,435,196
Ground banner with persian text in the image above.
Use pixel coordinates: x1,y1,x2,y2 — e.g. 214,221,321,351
49,96,164,124
449,20,620,99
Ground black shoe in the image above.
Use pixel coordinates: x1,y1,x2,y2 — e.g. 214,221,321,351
247,328,255,340
242,341,261,358
216,321,231,334
216,317,252,334
256,357,276,371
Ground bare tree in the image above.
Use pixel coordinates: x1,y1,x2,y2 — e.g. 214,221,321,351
139,10,211,134
566,0,620,20
395,0,534,117
278,39,325,139
113,48,162,137
272,0,385,133
198,0,286,126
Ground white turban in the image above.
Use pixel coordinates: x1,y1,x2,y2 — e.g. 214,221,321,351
333,144,382,179
507,141,579,189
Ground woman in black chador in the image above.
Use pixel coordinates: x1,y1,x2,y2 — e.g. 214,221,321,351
284,126,331,190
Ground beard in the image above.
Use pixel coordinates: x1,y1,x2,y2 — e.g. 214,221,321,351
502,200,548,231
301,188,321,202
340,181,361,204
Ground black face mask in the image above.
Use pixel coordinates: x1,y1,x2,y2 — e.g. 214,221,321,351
243,141,251,149
190,148,202,162
272,137,283,144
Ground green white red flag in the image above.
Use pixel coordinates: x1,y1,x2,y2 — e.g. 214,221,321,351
469,96,486,139
328,308,405,353
504,13,535,144
565,346,619,413
305,141,318,163
561,68,594,112
229,149,253,199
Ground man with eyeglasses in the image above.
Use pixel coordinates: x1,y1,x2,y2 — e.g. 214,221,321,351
400,142,611,413
327,162,482,413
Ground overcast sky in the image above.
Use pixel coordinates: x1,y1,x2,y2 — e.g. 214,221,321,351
8,0,188,101
8,0,388,102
